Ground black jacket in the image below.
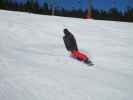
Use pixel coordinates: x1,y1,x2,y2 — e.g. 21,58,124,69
63,29,78,51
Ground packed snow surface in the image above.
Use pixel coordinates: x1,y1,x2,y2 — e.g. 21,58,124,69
0,10,133,100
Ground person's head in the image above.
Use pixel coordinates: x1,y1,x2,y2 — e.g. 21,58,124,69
64,28,70,35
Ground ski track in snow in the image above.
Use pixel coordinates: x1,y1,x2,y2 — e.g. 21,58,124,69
0,10,133,100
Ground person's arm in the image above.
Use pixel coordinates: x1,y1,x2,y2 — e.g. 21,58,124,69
63,36,71,51
70,35,78,51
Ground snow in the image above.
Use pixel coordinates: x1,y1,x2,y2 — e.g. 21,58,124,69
0,10,133,100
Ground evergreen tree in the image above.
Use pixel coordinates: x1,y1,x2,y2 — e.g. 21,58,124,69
0,0,133,22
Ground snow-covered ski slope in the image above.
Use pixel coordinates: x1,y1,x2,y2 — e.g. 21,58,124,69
0,10,133,100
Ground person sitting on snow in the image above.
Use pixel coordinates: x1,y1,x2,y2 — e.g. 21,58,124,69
63,28,93,65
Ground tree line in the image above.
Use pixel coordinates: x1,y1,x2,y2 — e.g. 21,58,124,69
0,0,133,22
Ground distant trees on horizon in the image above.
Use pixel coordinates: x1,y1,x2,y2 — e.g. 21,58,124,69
0,0,133,22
